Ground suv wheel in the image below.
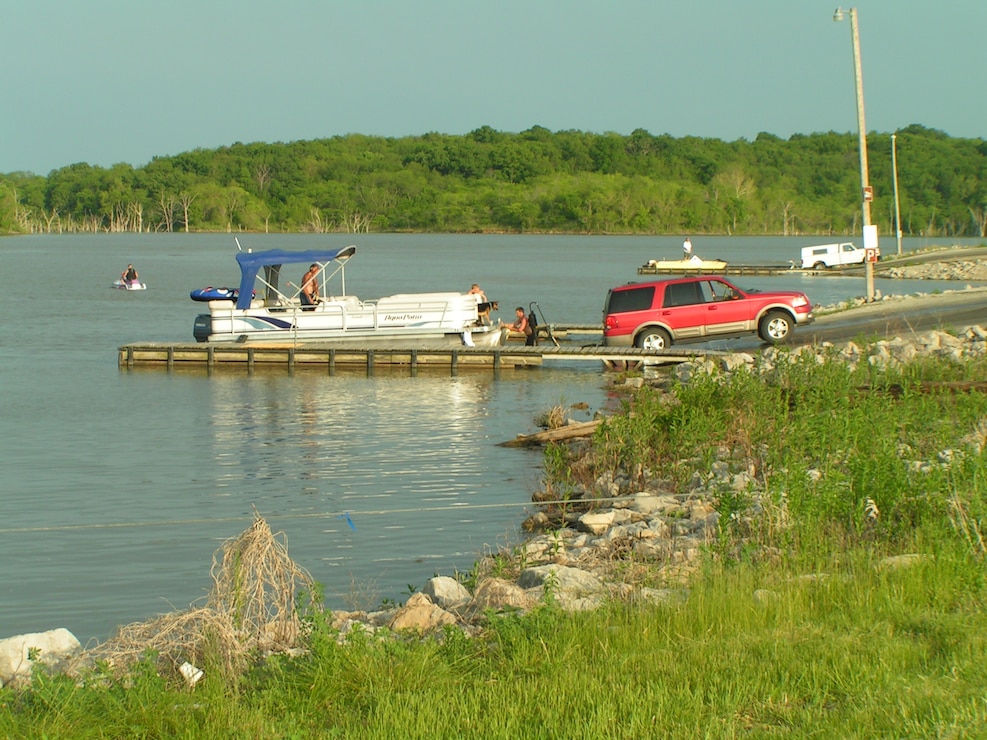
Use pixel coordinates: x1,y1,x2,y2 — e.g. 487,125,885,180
636,327,671,350
812,261,827,270
759,311,793,343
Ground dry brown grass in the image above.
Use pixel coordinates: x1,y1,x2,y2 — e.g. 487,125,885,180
535,404,568,430
78,510,318,681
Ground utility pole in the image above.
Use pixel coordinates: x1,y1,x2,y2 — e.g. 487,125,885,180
834,7,876,301
892,133,903,256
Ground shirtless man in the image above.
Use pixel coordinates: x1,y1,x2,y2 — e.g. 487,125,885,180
300,264,320,309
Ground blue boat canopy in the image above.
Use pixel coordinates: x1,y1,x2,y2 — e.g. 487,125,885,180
234,246,356,309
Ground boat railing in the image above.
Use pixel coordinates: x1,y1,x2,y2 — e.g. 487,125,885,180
208,292,479,337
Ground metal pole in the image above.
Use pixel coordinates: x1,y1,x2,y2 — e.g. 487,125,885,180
892,133,903,256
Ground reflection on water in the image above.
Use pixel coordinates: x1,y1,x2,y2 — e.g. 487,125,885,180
209,373,494,509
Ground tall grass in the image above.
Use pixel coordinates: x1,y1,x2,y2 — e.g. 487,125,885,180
3,350,987,738
598,350,987,556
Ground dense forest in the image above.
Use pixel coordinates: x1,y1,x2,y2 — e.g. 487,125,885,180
2,124,985,238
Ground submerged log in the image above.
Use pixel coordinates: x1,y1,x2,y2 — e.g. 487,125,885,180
499,419,603,448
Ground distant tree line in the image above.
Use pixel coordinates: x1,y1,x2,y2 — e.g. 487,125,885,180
2,124,985,238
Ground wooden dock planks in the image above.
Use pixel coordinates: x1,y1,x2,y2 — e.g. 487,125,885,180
117,339,707,373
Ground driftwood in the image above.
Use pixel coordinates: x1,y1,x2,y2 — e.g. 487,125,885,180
499,419,603,448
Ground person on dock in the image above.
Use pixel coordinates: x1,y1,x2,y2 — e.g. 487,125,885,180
682,237,693,260
508,306,535,346
300,263,320,309
121,264,139,283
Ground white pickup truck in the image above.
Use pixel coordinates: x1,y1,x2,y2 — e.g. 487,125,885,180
800,242,865,269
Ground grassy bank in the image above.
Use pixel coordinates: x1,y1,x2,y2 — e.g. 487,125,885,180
3,347,986,738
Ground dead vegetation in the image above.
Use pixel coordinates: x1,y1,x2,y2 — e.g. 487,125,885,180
77,510,318,681
535,403,569,430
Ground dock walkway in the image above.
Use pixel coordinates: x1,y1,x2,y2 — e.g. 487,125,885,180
117,335,716,375
637,263,810,276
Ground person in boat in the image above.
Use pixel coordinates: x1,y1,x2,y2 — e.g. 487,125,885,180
300,263,320,310
682,237,693,260
508,306,535,346
469,283,494,325
122,264,139,283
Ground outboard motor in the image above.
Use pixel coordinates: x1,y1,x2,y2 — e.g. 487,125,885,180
193,314,212,343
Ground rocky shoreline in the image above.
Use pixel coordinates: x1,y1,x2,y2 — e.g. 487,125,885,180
325,322,987,645
877,257,987,282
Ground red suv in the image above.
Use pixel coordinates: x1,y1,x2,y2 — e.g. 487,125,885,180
603,276,814,349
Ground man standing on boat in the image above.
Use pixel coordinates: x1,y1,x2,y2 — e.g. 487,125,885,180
300,263,320,309
682,237,693,260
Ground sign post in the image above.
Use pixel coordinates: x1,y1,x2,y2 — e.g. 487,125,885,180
863,224,879,300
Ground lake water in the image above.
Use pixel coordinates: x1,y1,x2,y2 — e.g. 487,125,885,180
1,232,981,643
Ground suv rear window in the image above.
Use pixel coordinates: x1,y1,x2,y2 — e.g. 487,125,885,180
606,285,655,314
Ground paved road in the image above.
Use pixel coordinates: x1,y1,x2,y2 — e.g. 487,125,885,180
742,245,987,348
798,287,987,345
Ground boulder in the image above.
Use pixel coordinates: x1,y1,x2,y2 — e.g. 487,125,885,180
577,511,616,535
0,628,81,687
422,576,471,610
470,578,537,611
388,593,457,633
517,564,604,597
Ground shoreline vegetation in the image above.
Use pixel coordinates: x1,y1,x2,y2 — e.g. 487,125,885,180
2,125,986,238
3,321,987,735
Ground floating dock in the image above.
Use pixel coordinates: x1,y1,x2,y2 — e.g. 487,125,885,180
635,263,867,277
117,338,713,375
638,263,794,276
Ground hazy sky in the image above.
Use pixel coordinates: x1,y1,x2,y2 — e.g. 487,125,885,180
3,0,984,175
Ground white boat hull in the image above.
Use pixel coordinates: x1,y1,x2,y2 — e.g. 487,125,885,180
640,258,727,272
194,292,505,347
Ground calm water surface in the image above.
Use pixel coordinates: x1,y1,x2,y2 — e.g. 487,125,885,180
0,233,979,642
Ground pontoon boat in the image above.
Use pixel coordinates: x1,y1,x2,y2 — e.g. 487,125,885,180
191,244,505,347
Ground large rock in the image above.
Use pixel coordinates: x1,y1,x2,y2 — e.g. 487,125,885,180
577,511,616,535
517,564,604,597
422,576,471,609
388,593,457,633
470,578,536,611
0,628,81,687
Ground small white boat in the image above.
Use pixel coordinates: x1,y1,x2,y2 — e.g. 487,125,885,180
113,279,147,290
638,255,728,274
191,242,506,347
